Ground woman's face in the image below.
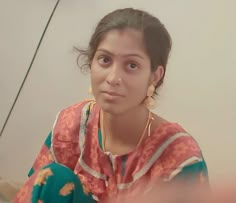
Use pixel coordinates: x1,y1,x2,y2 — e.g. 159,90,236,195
90,28,156,114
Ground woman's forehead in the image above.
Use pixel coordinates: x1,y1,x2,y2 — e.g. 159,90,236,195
96,28,148,57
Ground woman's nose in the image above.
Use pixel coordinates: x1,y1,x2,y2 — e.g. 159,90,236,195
106,65,122,86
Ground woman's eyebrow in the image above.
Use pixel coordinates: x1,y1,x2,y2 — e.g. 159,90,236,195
96,48,145,59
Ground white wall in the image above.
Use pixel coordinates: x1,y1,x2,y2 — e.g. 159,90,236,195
0,0,235,185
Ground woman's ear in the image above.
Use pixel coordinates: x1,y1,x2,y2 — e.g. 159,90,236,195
151,65,165,86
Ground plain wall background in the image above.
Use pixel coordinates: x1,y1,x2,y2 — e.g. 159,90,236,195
0,0,235,186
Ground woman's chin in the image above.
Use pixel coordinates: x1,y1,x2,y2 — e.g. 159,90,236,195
100,104,121,115
98,101,124,115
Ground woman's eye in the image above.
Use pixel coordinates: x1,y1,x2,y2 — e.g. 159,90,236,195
98,56,110,65
128,63,137,70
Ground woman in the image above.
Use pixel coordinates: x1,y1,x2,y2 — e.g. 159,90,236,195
14,8,208,203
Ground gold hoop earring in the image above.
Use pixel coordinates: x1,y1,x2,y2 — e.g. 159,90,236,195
88,87,93,95
144,85,156,108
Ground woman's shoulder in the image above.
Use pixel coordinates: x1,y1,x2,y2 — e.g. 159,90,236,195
151,120,202,154
151,115,199,147
59,99,96,115
148,119,207,181
149,116,204,162
52,99,97,141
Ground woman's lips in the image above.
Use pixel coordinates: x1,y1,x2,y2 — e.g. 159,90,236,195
102,91,124,97
101,91,124,101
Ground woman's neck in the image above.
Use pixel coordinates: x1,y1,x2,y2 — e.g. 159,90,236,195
100,105,150,152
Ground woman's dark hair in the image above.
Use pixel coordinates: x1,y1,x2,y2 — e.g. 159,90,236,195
76,8,172,92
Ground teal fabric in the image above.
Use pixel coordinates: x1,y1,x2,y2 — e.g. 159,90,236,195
27,132,95,203
98,129,103,149
173,160,209,184
28,132,52,177
31,163,95,203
